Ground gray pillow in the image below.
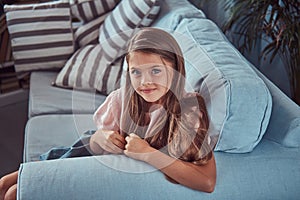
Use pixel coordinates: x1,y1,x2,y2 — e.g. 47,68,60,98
54,44,123,95
70,0,120,23
98,0,161,63
4,1,75,72
75,13,110,48
54,0,161,95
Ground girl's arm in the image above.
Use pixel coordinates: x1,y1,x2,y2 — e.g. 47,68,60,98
145,150,216,193
124,134,216,193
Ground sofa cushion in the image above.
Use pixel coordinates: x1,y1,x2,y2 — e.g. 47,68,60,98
74,13,110,48
54,0,161,95
53,45,124,95
24,114,96,162
29,71,106,118
70,0,120,23
98,0,161,63
151,0,206,30
174,18,272,153
4,1,75,72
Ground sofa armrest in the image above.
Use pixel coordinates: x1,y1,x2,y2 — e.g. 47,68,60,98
250,66,300,147
17,155,203,200
17,145,300,200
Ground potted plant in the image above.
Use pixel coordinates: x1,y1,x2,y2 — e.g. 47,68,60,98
222,0,300,105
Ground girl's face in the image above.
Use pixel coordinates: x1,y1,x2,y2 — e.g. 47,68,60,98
128,51,173,104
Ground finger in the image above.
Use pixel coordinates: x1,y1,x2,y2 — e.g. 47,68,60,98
114,133,127,145
125,136,130,143
112,139,126,150
111,133,126,150
104,141,123,154
125,143,129,150
107,132,126,145
129,133,140,138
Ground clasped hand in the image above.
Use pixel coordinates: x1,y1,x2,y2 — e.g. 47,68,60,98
93,130,155,161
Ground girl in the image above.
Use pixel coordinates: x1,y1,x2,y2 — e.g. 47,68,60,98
90,27,216,192
0,28,216,199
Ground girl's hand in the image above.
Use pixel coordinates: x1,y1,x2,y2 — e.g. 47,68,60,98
124,133,156,161
90,130,126,154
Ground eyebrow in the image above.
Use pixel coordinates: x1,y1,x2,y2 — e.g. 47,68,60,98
129,65,164,70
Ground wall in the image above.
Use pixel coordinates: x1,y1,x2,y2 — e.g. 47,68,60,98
0,89,28,178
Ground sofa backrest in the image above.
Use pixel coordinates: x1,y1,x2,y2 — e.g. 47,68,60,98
184,0,300,148
151,0,300,151
173,18,273,153
251,65,300,147
121,0,299,152
151,0,206,30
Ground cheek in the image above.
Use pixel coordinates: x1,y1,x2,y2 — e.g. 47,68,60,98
153,77,167,87
130,76,139,89
155,70,173,88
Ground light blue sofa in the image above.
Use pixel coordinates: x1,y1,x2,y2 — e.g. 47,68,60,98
17,0,300,199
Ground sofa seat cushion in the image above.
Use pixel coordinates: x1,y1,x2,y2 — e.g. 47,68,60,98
24,114,96,162
29,71,106,118
19,139,300,199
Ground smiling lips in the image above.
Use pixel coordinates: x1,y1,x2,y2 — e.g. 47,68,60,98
139,88,157,94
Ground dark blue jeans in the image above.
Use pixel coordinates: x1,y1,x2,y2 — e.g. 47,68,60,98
40,130,95,160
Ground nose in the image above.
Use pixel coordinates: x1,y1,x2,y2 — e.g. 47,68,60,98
141,72,152,86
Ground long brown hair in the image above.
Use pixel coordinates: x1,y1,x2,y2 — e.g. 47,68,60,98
121,27,212,165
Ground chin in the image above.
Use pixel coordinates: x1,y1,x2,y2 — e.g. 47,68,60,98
140,96,160,103
143,98,159,103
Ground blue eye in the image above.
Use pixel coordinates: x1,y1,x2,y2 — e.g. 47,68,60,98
131,69,141,75
152,68,161,74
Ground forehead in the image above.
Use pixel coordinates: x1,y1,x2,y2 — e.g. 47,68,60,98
128,51,171,68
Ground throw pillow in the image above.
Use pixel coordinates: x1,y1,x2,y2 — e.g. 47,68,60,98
54,0,161,95
53,44,124,95
74,12,110,48
70,0,120,23
98,0,161,63
4,1,74,72
174,18,272,153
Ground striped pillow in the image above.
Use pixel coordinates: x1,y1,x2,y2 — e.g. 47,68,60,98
70,0,120,23
75,12,110,48
4,1,75,72
54,44,124,95
98,0,161,63
55,0,160,94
